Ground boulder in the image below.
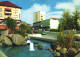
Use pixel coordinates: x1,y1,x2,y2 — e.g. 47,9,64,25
68,48,78,55
25,36,30,40
12,34,26,45
0,35,12,46
0,51,7,57
60,48,68,54
0,30,12,46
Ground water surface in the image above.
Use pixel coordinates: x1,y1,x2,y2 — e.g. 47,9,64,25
0,40,54,57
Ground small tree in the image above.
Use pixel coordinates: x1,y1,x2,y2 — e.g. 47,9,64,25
6,17,17,30
20,24,27,33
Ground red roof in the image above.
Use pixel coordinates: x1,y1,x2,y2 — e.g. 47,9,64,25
0,26,19,30
0,1,21,9
5,8,11,11
51,18,61,20
0,26,8,30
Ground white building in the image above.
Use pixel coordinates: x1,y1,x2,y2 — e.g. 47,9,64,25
33,18,61,30
33,11,46,23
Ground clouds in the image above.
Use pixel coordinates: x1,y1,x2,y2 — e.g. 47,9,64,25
21,0,80,24
21,4,51,24
21,3,63,24
55,0,80,12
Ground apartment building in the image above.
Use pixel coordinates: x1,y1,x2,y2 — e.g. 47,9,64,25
0,1,21,30
33,11,46,23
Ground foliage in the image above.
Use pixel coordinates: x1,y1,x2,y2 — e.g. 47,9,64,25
38,44,43,50
38,30,45,34
20,24,27,30
58,8,80,30
72,8,80,30
58,10,73,30
34,41,38,44
50,29,58,32
27,29,32,34
6,17,17,30
15,29,27,37
57,30,75,48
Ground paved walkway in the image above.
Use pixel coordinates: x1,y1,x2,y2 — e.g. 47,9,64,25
30,31,58,42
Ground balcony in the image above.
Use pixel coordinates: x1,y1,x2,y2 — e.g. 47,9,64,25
5,11,12,15
5,8,12,15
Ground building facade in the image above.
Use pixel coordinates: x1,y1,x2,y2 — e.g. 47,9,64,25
33,11,46,23
0,1,21,30
33,18,60,30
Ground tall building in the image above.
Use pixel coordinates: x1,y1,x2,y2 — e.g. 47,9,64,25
0,1,21,30
33,11,46,23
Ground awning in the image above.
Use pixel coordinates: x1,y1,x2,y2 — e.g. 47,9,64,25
5,8,11,11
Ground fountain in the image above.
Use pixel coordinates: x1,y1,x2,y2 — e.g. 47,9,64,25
26,40,35,51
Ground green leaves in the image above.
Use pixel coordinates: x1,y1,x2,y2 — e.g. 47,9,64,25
6,17,17,30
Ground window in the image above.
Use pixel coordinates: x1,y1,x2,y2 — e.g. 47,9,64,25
0,13,2,17
14,15,18,18
0,8,2,12
13,10,18,13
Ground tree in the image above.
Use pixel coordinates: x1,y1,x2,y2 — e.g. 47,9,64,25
20,24,27,30
72,8,80,30
19,24,27,33
58,10,74,30
6,17,17,30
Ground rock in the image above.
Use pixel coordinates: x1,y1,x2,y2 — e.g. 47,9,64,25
53,50,61,57
60,48,68,54
12,34,26,45
56,46,61,51
1,36,12,46
68,48,78,55
78,48,80,52
0,31,12,46
25,36,30,40
1,30,9,36
0,43,3,46
48,48,53,52
0,51,7,57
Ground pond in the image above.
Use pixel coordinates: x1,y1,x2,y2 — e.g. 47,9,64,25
0,39,54,57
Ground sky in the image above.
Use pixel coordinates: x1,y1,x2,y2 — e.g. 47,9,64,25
0,0,80,24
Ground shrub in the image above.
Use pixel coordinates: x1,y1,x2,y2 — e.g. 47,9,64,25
27,29,32,34
34,41,38,44
38,44,43,50
57,30,75,48
6,17,17,30
50,29,58,32
15,29,27,37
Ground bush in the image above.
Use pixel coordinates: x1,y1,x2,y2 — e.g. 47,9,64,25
34,41,38,44
50,29,58,32
38,44,43,50
6,17,17,30
57,30,75,48
15,29,28,37
27,29,32,34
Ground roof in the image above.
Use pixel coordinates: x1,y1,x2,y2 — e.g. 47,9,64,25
0,26,7,30
0,1,21,9
0,26,19,30
51,18,61,20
